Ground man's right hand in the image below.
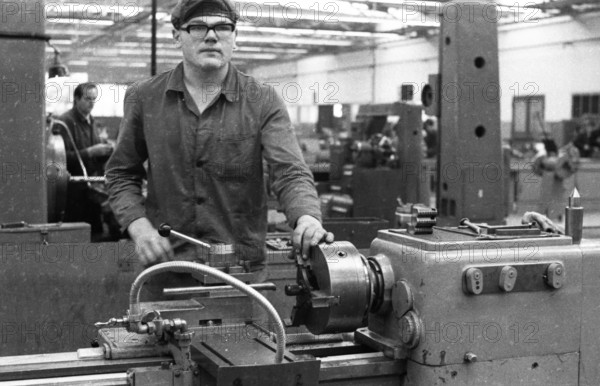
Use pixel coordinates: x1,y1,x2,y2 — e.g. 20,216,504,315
128,217,174,266
87,143,114,158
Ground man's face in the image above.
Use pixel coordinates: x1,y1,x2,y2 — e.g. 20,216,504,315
174,15,237,71
75,86,98,116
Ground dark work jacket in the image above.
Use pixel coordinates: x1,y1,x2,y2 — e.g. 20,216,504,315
105,63,321,269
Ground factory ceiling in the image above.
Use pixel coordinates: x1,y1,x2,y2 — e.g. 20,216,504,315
44,0,600,83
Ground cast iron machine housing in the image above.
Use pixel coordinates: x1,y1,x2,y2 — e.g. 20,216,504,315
287,216,600,385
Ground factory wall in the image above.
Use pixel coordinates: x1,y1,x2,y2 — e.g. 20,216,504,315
249,11,600,137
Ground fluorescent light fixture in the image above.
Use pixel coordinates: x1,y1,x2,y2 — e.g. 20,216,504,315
237,46,309,54
115,42,178,49
45,47,71,53
232,52,278,60
236,36,353,46
157,59,183,64
314,30,401,38
350,0,442,9
233,0,396,24
43,28,104,36
48,39,73,45
47,19,115,26
237,25,400,38
101,62,147,67
136,32,173,39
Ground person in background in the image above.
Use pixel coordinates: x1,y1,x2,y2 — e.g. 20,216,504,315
573,114,600,158
422,118,438,159
53,82,114,240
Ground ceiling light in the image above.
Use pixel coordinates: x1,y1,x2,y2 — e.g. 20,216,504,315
47,19,115,26
236,36,353,46
67,60,89,66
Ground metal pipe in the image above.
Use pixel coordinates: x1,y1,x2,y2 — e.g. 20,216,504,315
151,0,157,76
128,261,287,363
163,282,277,295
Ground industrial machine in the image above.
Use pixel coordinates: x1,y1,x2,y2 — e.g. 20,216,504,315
1,193,599,385
287,202,597,385
2,1,600,385
422,1,506,226
320,102,431,226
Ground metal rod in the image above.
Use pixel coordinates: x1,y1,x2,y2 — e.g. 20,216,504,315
565,188,583,244
151,0,157,76
69,176,106,182
163,282,277,295
170,229,212,249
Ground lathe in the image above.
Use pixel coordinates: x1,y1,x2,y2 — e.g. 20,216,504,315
1,1,599,384
1,198,599,386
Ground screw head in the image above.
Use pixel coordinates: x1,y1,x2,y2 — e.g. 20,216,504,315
556,267,563,275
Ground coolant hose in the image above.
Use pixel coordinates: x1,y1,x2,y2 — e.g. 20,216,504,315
128,261,286,363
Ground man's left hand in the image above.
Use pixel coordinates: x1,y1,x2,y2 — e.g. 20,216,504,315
293,215,334,259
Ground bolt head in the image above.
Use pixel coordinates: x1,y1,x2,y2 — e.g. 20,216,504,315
556,267,562,275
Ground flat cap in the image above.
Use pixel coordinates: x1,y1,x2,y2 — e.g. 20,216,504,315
171,0,239,29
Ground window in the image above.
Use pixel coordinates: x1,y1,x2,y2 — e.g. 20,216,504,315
512,96,545,140
572,93,600,118
400,84,415,102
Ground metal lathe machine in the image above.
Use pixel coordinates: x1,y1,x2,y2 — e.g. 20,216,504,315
1,201,600,385
1,1,600,384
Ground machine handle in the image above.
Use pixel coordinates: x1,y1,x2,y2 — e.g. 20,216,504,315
158,223,212,249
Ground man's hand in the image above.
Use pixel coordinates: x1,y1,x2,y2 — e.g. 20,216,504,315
292,215,334,259
87,143,114,158
128,217,174,266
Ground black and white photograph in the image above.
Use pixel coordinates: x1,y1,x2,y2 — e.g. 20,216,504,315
0,0,599,384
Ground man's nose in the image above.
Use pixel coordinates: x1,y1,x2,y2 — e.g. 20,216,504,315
204,29,218,40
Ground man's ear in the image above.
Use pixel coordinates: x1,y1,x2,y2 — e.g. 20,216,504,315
232,29,238,50
172,28,182,48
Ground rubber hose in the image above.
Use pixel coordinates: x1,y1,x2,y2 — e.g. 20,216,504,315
128,261,286,363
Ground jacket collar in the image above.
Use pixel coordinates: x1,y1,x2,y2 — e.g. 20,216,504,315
166,62,239,103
